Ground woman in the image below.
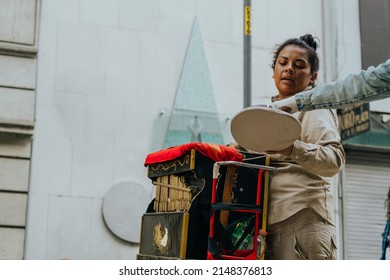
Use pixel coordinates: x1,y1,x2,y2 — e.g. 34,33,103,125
265,34,346,260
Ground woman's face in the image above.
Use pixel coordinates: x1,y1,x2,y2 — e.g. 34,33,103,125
273,44,317,99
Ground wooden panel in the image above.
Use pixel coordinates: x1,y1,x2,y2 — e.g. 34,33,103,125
138,212,189,259
0,227,25,260
0,192,28,226
0,55,37,89
0,0,38,45
0,87,35,123
147,149,195,178
0,157,30,192
0,133,31,158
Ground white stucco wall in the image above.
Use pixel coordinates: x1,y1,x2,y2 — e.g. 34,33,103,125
25,0,366,259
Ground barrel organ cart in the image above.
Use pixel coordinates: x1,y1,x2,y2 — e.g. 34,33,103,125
137,142,275,260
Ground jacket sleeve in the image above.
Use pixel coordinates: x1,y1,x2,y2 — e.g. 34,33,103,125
295,59,390,111
288,110,346,177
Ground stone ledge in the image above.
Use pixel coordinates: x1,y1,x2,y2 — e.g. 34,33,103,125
0,119,34,136
0,43,37,58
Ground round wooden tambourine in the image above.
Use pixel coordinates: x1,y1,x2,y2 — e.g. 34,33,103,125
230,106,302,153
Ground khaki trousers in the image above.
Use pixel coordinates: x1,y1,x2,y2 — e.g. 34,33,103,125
266,208,337,260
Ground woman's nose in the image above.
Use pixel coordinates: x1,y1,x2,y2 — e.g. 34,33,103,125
284,64,293,74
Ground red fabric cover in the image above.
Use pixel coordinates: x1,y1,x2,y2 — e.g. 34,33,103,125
144,142,242,166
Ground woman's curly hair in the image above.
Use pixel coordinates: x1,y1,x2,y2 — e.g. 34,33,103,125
271,33,320,74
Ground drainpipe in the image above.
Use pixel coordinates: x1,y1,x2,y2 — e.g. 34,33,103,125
322,0,344,260
243,0,251,108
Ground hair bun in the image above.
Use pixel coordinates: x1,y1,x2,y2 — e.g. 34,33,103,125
299,34,319,51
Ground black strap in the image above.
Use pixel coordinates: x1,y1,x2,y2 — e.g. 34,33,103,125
211,202,262,212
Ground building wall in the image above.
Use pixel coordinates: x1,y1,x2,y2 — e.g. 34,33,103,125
20,0,379,260
0,0,39,259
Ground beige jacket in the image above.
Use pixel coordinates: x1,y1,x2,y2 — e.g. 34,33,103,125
267,108,346,226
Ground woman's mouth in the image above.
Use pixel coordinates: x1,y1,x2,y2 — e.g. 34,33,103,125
281,77,295,84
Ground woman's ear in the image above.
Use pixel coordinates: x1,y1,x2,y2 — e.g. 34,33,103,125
310,72,318,85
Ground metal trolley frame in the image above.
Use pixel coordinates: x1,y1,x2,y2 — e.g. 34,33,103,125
207,161,276,260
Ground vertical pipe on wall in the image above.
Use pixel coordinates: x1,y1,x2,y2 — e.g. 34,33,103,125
322,0,344,260
243,0,252,108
